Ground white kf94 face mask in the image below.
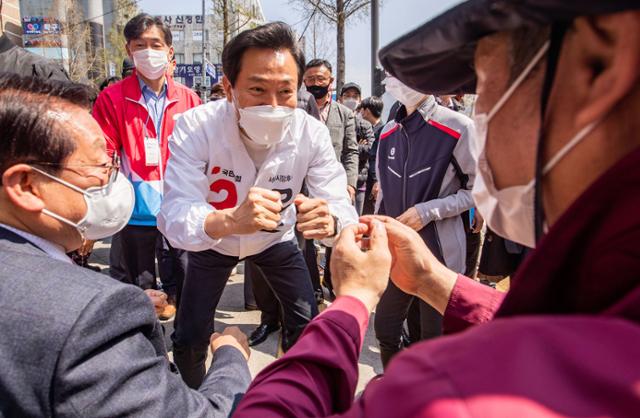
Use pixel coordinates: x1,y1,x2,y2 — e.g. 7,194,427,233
234,98,295,146
132,48,168,80
31,167,134,241
472,40,602,248
384,75,428,108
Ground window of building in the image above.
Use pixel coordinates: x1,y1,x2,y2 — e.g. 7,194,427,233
193,53,203,64
174,53,185,64
171,30,183,42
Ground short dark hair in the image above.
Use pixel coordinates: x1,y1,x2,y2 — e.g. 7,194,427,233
0,73,92,180
305,58,332,74
360,96,384,118
124,13,172,46
222,22,306,88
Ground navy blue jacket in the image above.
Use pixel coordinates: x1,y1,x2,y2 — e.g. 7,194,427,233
376,96,475,273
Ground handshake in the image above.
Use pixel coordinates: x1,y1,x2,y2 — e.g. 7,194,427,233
204,187,337,240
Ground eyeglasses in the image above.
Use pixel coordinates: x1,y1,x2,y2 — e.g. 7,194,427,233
303,75,330,84
29,153,121,190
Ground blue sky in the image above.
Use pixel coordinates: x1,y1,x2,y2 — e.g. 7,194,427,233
138,0,463,96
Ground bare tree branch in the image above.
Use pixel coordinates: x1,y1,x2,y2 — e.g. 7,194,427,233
344,0,370,19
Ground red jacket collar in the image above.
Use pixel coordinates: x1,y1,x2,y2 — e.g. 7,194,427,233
122,70,179,102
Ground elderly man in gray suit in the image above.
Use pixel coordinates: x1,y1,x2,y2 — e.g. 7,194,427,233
0,74,251,417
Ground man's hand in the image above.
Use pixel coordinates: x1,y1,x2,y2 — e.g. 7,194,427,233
205,187,282,238
295,194,336,240
370,182,379,201
144,289,168,316
210,326,251,361
330,221,392,312
396,207,424,231
347,185,356,203
471,212,484,233
360,215,458,314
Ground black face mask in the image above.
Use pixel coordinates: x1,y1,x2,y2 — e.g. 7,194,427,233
306,84,330,99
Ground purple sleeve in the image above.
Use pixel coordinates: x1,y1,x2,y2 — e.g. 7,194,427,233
234,296,370,418
443,274,505,333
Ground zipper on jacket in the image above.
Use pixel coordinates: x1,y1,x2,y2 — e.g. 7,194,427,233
400,125,410,211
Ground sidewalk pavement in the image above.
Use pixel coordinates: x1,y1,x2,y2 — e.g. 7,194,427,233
90,239,383,394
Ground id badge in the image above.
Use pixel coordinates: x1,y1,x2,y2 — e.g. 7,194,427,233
144,137,160,166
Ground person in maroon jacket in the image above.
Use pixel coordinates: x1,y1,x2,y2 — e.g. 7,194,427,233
233,0,640,417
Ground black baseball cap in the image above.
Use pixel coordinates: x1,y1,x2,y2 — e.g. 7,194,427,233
340,82,362,96
379,0,639,95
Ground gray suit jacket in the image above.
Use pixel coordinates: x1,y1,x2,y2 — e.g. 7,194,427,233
324,101,358,188
0,227,251,418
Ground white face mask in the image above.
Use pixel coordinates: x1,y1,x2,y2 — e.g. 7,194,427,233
472,40,601,248
31,167,134,240
384,76,427,108
234,96,295,146
132,48,168,80
342,98,359,111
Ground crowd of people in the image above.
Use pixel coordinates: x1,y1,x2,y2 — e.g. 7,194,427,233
1,0,639,416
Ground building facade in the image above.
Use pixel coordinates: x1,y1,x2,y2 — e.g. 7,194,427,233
18,0,115,80
1,0,23,46
162,0,265,88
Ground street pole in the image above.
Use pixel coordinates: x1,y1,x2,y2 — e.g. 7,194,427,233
370,0,379,96
202,0,208,103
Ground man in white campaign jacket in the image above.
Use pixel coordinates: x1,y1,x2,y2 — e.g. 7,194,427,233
158,22,358,388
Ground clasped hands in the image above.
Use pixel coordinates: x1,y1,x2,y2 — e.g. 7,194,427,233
331,215,458,314
205,187,336,240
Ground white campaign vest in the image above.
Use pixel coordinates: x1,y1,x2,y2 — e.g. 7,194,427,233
158,100,357,258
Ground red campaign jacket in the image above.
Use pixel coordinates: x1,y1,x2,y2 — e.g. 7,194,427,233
92,71,201,225
234,146,640,417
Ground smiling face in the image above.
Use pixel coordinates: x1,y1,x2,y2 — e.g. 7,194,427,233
222,48,298,110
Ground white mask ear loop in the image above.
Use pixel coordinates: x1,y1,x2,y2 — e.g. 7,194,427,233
487,41,551,121
541,119,601,175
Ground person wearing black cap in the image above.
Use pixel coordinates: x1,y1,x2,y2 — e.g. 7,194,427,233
339,82,375,215
234,1,640,417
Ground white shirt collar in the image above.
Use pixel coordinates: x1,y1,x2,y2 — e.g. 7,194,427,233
0,223,72,264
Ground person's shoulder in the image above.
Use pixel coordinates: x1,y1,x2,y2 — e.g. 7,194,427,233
0,245,145,333
293,107,326,137
97,76,131,103
379,120,399,142
174,99,232,131
431,103,474,134
333,101,354,116
172,79,201,102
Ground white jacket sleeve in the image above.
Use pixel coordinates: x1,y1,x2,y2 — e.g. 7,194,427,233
305,123,359,247
415,118,476,225
157,112,221,252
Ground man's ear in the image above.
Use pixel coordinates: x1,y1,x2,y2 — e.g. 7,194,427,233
125,43,132,58
222,76,233,103
573,11,640,126
168,46,174,61
2,165,46,213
